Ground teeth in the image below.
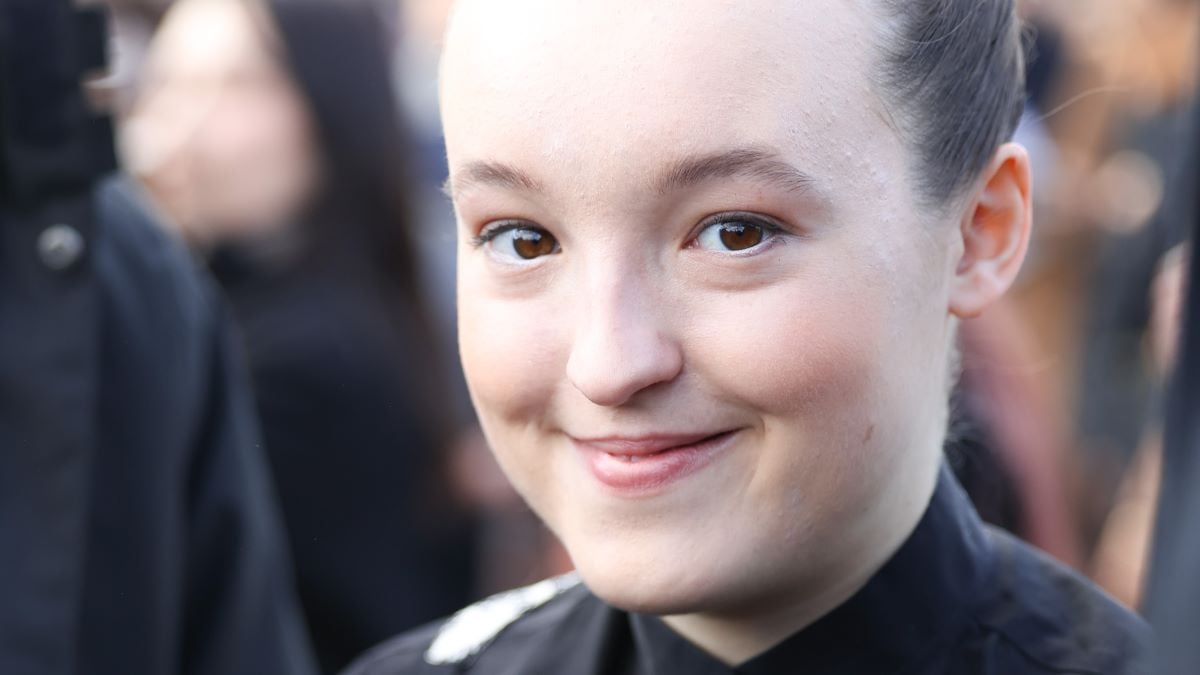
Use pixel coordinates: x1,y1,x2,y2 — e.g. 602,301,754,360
617,454,641,463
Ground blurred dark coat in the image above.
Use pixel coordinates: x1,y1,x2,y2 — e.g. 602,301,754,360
209,248,476,673
0,1,317,672
0,174,319,675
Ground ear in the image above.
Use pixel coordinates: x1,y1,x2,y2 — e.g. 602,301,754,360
948,142,1033,319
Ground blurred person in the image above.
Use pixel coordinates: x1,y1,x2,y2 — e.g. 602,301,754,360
1012,0,1200,622
990,0,1200,561
124,0,476,670
0,1,316,673
348,1,1148,674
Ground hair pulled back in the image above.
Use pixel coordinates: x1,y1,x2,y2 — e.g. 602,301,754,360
876,0,1026,206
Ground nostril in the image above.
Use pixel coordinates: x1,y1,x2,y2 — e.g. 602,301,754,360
566,277,684,407
565,330,683,408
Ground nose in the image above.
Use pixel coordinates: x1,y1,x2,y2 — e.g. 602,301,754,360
565,274,683,407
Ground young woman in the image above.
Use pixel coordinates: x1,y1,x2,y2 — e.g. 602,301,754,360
128,1,475,670
348,0,1149,673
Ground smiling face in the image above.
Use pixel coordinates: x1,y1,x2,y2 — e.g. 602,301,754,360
443,0,965,620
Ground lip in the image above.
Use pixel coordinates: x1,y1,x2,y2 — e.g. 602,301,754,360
571,430,738,494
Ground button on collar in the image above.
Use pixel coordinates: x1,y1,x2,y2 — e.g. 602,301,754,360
38,224,86,271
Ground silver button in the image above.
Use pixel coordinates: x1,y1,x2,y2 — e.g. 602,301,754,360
37,224,86,271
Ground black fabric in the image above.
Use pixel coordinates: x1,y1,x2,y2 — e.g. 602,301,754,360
210,249,477,673
346,466,1148,675
0,176,319,675
1,2,315,670
0,180,99,675
1,1,316,668
0,0,115,206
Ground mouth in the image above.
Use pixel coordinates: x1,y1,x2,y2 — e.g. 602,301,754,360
571,429,738,493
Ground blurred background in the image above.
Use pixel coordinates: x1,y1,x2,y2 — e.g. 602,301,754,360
72,0,1200,670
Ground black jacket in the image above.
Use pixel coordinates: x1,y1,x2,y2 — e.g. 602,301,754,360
346,467,1148,675
0,174,318,674
1,1,315,669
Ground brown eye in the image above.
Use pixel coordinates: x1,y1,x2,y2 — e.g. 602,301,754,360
694,217,774,253
481,224,561,262
511,228,558,259
718,223,764,250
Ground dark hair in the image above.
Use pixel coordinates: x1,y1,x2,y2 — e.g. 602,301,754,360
266,0,422,306
876,0,1026,207
264,0,453,427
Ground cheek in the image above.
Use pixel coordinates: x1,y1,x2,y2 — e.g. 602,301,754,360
689,261,888,423
198,89,308,173
191,95,318,231
685,256,913,514
460,293,562,420
458,266,586,528
457,261,569,490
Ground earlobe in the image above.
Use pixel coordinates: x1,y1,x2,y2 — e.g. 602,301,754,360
948,143,1033,319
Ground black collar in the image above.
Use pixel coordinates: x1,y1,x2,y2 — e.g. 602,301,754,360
629,465,994,674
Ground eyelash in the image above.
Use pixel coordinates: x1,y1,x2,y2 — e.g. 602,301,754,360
471,220,528,249
471,212,791,252
688,211,789,252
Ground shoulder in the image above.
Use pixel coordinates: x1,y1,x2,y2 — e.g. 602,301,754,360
92,175,225,374
975,527,1150,674
343,574,591,675
93,175,210,315
91,176,231,401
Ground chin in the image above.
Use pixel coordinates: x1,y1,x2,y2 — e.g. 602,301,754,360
567,539,739,616
584,572,710,616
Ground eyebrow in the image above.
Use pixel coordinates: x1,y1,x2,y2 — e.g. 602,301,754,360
444,161,543,199
444,146,816,200
656,147,816,196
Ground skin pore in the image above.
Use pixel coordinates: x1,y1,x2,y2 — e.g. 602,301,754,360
441,0,1031,665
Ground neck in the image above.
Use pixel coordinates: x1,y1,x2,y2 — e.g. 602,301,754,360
661,456,941,665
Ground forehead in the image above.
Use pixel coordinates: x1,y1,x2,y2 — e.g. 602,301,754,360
150,0,271,80
440,0,896,199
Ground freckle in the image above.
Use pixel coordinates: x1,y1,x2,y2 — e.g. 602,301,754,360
862,423,875,444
